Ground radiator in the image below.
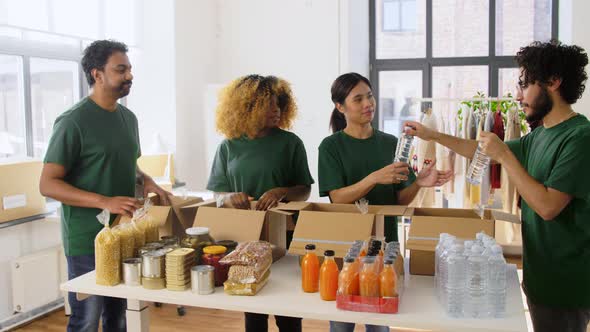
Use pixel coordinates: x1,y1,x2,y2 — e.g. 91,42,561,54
11,246,64,313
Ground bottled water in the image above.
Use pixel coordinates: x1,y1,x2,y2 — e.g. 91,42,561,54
435,234,453,291
394,127,414,163
463,240,474,258
466,245,488,318
438,238,456,302
445,244,466,318
466,143,491,185
487,245,507,318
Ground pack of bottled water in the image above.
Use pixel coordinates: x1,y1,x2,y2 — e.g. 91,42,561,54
435,232,507,318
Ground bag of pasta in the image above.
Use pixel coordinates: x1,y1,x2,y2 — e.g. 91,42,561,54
112,222,135,261
135,199,159,243
95,209,121,286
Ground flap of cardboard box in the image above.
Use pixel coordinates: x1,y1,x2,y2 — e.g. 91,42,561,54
376,205,408,217
193,206,267,243
274,202,408,216
167,196,204,228
137,154,175,183
289,210,375,258
406,209,495,252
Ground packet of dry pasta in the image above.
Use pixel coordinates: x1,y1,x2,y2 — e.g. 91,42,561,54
95,209,121,286
112,222,135,261
136,199,159,243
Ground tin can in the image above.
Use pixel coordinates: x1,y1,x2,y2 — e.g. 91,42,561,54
191,265,215,295
142,249,166,278
122,258,142,286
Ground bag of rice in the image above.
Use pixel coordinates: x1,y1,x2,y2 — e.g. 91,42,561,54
95,209,121,286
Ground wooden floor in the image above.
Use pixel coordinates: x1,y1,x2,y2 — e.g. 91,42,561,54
12,304,434,332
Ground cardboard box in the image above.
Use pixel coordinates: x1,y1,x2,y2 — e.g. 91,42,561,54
185,201,293,249
114,195,203,238
405,207,520,276
137,154,175,191
274,202,407,258
1,159,47,223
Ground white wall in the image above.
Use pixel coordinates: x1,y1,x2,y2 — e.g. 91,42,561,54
173,0,370,200
127,0,177,154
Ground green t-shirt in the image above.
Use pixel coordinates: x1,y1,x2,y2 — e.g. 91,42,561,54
44,97,141,257
318,129,416,242
507,114,590,308
206,128,314,199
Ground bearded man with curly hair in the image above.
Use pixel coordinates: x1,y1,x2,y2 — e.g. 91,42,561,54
206,74,314,332
405,40,590,332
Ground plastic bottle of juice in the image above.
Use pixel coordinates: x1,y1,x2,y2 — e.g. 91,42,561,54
379,258,398,297
360,256,380,297
320,250,339,301
338,255,360,296
301,244,319,293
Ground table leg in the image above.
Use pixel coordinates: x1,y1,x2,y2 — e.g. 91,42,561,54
127,300,149,332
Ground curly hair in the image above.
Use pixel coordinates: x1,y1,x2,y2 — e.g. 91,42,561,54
516,40,588,104
215,75,297,139
81,40,128,86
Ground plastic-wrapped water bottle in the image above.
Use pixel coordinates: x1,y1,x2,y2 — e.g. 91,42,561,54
487,245,507,318
438,238,456,302
445,244,466,318
394,127,414,163
466,142,491,185
466,245,488,318
435,234,453,291
463,240,474,258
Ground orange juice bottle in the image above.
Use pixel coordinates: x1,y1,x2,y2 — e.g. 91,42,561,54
359,256,380,297
319,250,339,301
379,258,398,297
338,256,360,296
301,244,319,293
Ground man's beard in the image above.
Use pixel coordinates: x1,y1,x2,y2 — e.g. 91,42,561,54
524,86,553,123
116,81,132,98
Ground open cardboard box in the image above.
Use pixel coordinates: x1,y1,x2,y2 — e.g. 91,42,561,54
1,159,47,223
114,195,203,238
273,202,408,258
405,207,520,276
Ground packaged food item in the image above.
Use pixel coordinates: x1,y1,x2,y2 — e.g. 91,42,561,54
181,227,215,264
192,265,215,294
112,222,135,261
95,209,121,286
131,220,146,255
135,200,159,243
320,250,339,301
338,256,360,296
202,246,229,286
223,269,270,296
227,261,271,284
220,241,272,267
166,247,196,291
301,244,319,293
359,256,379,297
379,258,398,297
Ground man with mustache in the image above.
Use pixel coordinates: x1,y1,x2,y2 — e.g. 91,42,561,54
405,40,590,332
40,40,170,332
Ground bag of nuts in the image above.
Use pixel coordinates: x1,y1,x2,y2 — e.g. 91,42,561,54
95,209,121,286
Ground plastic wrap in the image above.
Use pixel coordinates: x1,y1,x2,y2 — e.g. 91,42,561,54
95,210,121,286
228,259,271,284
219,241,272,268
112,222,135,261
223,269,270,296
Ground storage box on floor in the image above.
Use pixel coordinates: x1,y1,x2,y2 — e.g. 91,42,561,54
114,195,203,238
0,159,47,223
405,207,520,276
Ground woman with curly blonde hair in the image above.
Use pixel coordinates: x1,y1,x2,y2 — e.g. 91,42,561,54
207,75,314,331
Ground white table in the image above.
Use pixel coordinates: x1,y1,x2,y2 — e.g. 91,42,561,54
60,255,528,332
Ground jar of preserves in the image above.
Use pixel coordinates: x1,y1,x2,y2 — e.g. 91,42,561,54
202,245,228,287
181,227,215,264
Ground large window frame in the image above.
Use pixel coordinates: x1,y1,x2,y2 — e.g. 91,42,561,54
370,0,559,129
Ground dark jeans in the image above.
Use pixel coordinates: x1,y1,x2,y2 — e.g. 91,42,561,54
528,298,590,332
66,255,127,332
244,312,302,332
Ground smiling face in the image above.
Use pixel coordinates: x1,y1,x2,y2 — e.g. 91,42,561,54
93,51,133,99
336,81,376,126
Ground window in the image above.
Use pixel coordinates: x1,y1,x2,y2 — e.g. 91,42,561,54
376,0,426,59
370,0,558,136
0,0,142,160
0,55,25,158
383,0,417,32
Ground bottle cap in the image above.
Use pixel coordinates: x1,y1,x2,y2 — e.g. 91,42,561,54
324,250,335,257
305,244,316,250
